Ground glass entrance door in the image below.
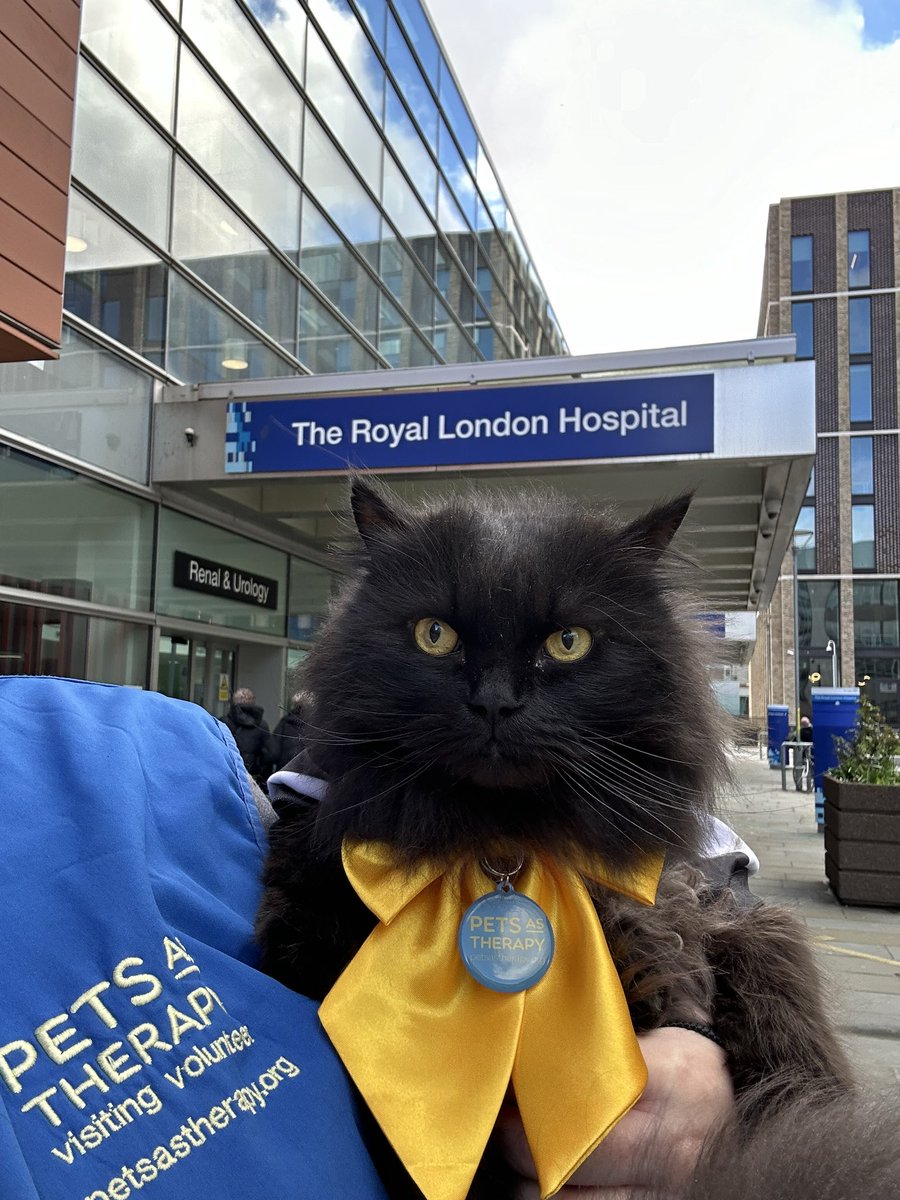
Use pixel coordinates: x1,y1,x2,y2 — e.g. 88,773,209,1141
157,633,236,717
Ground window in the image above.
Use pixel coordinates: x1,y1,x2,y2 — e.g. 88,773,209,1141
805,465,815,497
386,12,437,150
849,296,872,355
848,230,870,289
851,437,874,495
854,580,899,648
850,362,873,423
791,235,813,293
80,0,177,128
795,508,815,571
852,504,875,570
791,302,813,359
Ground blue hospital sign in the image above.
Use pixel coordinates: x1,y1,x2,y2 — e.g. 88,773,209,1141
224,374,714,474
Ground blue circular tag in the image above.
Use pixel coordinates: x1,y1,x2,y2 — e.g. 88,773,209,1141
458,887,555,993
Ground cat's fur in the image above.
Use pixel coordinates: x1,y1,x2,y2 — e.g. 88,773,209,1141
258,481,854,1198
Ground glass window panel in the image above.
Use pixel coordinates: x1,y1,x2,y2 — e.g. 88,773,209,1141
157,508,288,634
438,118,477,227
382,156,434,239
306,24,382,192
437,179,467,235
848,230,870,289
795,507,815,571
476,144,506,231
380,238,433,327
177,50,300,255
850,362,873,422
309,0,384,117
438,60,477,171
805,465,815,497
289,556,334,641
72,62,172,247
303,113,382,249
0,444,155,611
790,234,813,293
298,283,380,373
386,12,437,150
854,581,899,648
301,203,378,336
851,436,874,495
182,0,302,165
0,602,150,686
172,160,298,351
791,301,813,359
390,0,439,83
80,0,177,128
385,83,437,212
849,296,871,355
64,190,167,366
353,0,385,47
797,580,840,652
167,273,297,382
852,504,875,570
0,326,153,482
245,0,307,85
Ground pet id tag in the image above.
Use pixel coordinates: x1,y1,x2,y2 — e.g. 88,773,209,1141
458,865,555,993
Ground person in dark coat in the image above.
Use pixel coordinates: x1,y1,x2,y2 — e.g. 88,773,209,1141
268,691,307,771
224,687,272,782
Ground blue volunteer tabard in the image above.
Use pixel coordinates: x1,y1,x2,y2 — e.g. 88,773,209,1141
0,677,387,1200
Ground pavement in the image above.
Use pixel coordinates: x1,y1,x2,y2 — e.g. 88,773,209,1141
722,749,900,1090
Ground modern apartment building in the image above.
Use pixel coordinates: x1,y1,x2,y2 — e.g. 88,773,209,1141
0,0,565,714
752,188,900,724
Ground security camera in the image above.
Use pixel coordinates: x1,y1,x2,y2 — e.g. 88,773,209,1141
184,427,196,447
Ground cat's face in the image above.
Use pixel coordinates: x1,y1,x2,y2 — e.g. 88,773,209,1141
301,482,724,868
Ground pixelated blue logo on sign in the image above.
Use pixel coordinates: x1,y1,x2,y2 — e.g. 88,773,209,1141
226,403,256,473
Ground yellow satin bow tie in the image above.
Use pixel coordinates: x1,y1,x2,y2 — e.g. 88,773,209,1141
319,842,663,1200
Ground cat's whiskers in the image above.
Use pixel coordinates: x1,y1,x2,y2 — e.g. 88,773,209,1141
542,754,649,852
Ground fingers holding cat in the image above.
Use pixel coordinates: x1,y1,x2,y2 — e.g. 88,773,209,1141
498,1027,735,1199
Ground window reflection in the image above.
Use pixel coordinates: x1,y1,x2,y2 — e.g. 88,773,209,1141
850,437,874,495
437,179,467,235
172,160,298,352
0,602,150,687
72,62,172,248
848,230,870,289
382,156,433,239
854,580,899,648
298,284,380,373
353,0,386,48
301,203,379,337
848,297,871,355
306,24,382,193
796,507,816,571
790,235,813,293
850,362,873,423
385,84,437,212
182,0,302,166
64,191,167,366
390,0,439,83
308,0,384,116
380,239,434,329
438,61,477,171
303,113,382,249
245,0,307,86
167,274,296,382
438,118,477,226
177,50,301,255
386,12,437,150
0,327,153,481
475,145,506,234
791,301,813,359
80,0,177,128
797,581,840,651
852,504,875,570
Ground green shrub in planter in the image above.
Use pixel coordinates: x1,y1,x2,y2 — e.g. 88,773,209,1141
823,696,900,907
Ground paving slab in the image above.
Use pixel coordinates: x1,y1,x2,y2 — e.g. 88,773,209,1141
721,750,900,1091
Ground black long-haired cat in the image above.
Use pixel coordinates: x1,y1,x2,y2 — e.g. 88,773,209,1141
258,481,853,1199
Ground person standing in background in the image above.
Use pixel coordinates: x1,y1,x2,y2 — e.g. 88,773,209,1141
224,687,272,784
268,691,307,771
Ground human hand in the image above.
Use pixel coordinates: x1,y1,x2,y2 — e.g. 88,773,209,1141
496,1027,735,1199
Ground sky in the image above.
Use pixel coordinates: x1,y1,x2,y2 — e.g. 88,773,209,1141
426,0,900,356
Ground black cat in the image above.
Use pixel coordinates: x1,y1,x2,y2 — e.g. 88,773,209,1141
258,481,853,1199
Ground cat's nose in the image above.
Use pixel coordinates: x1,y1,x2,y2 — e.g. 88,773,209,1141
468,698,522,723
467,678,523,725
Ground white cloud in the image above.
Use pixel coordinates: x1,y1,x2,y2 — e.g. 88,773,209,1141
426,0,900,354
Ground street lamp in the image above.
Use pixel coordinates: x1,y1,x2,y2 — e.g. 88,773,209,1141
792,529,814,740
825,638,838,688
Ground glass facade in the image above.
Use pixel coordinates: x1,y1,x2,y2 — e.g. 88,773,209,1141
849,362,873,423
848,230,870,289
0,0,566,711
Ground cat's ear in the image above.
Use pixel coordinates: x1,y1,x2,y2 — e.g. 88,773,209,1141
350,479,409,548
623,493,692,552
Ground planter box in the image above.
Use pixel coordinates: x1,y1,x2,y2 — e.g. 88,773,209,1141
822,774,900,908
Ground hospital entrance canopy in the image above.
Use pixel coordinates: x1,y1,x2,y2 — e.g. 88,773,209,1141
153,335,815,616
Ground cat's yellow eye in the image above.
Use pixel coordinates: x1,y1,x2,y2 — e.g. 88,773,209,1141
414,617,460,657
544,626,592,662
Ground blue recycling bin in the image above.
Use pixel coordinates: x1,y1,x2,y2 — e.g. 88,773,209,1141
767,705,790,768
811,687,860,826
